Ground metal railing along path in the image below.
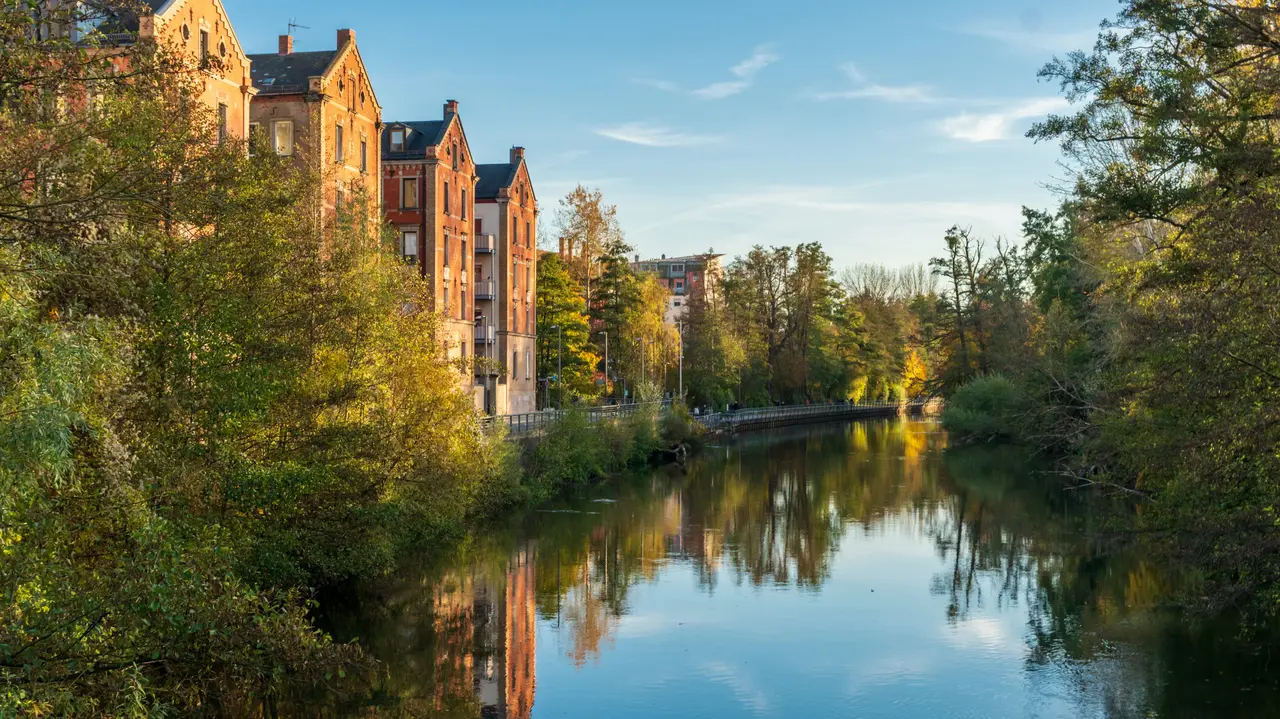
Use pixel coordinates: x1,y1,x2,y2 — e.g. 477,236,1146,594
482,399,934,437
481,401,673,437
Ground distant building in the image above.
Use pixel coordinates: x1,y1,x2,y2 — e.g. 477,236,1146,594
476,149,538,415
248,29,383,216
630,253,724,325
381,102,481,408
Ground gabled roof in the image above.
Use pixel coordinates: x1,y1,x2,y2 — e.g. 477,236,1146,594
247,50,338,94
382,120,451,160
475,162,521,200
152,0,249,65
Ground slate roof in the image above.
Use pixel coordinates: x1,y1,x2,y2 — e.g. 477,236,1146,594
247,51,337,94
382,119,452,160
475,162,521,200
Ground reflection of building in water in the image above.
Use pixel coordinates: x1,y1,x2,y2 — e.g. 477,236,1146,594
476,544,537,719
430,543,537,719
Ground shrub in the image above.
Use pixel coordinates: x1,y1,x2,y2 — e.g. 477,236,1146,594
942,374,1032,443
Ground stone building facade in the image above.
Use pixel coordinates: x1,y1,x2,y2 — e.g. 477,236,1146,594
66,0,257,141
247,29,382,216
382,102,483,408
475,149,538,415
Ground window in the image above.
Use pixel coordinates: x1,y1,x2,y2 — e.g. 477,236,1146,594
401,231,418,263
526,221,531,248
460,290,466,320
674,300,682,307
335,124,344,163
525,351,531,380
671,264,686,274
452,143,458,170
443,234,451,266
444,181,450,215
513,351,518,378
248,122,260,156
360,138,368,172
461,237,467,264
390,128,405,152
476,219,483,234
461,341,467,358
216,103,227,143
273,120,293,156
461,189,467,220
674,279,685,293
335,181,345,207
199,30,209,66
402,177,418,209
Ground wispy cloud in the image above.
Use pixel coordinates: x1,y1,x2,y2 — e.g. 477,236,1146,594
634,45,780,101
963,23,1096,53
691,44,780,100
939,97,1067,142
594,122,723,148
636,183,1017,234
809,63,937,103
632,77,681,93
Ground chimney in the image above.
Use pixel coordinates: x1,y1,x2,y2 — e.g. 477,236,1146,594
278,34,293,55
510,146,525,163
661,254,666,260
634,254,640,263
337,28,355,48
444,99,459,117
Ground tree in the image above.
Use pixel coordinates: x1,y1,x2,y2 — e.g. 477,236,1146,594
554,185,625,296
1,4,512,711
536,254,600,404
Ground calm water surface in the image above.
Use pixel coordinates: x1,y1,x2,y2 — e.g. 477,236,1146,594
320,419,1280,718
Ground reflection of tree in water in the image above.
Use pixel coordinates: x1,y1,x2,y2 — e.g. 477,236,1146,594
316,420,1280,718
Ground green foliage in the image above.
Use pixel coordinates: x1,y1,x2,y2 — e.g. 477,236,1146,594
536,254,600,402
941,375,1032,444
0,5,517,710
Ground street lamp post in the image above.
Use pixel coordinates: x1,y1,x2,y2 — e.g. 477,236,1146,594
634,338,647,391
677,319,684,400
598,331,609,401
551,324,563,410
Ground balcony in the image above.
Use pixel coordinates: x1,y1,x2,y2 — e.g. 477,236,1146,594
475,279,496,301
476,233,496,254
475,325,496,344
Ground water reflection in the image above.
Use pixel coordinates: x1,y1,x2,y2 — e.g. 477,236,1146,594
320,420,1280,718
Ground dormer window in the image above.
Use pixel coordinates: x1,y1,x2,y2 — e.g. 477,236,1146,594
390,128,405,153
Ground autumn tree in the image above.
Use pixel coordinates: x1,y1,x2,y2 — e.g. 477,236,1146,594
554,185,626,296
536,253,600,404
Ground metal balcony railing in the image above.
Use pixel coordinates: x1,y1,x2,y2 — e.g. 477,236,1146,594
476,234,496,254
475,325,496,344
475,279,496,300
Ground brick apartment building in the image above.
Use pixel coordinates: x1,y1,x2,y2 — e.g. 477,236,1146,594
381,102,483,408
247,29,382,216
631,253,724,325
64,0,257,142
475,149,538,415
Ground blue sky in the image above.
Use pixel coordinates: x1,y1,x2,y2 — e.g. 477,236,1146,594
222,0,1119,269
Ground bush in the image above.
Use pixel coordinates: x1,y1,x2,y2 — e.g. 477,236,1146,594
942,374,1032,443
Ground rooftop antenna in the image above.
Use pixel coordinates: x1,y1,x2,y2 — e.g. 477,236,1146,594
287,19,310,36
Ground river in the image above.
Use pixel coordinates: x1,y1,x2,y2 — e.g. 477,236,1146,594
317,418,1280,718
